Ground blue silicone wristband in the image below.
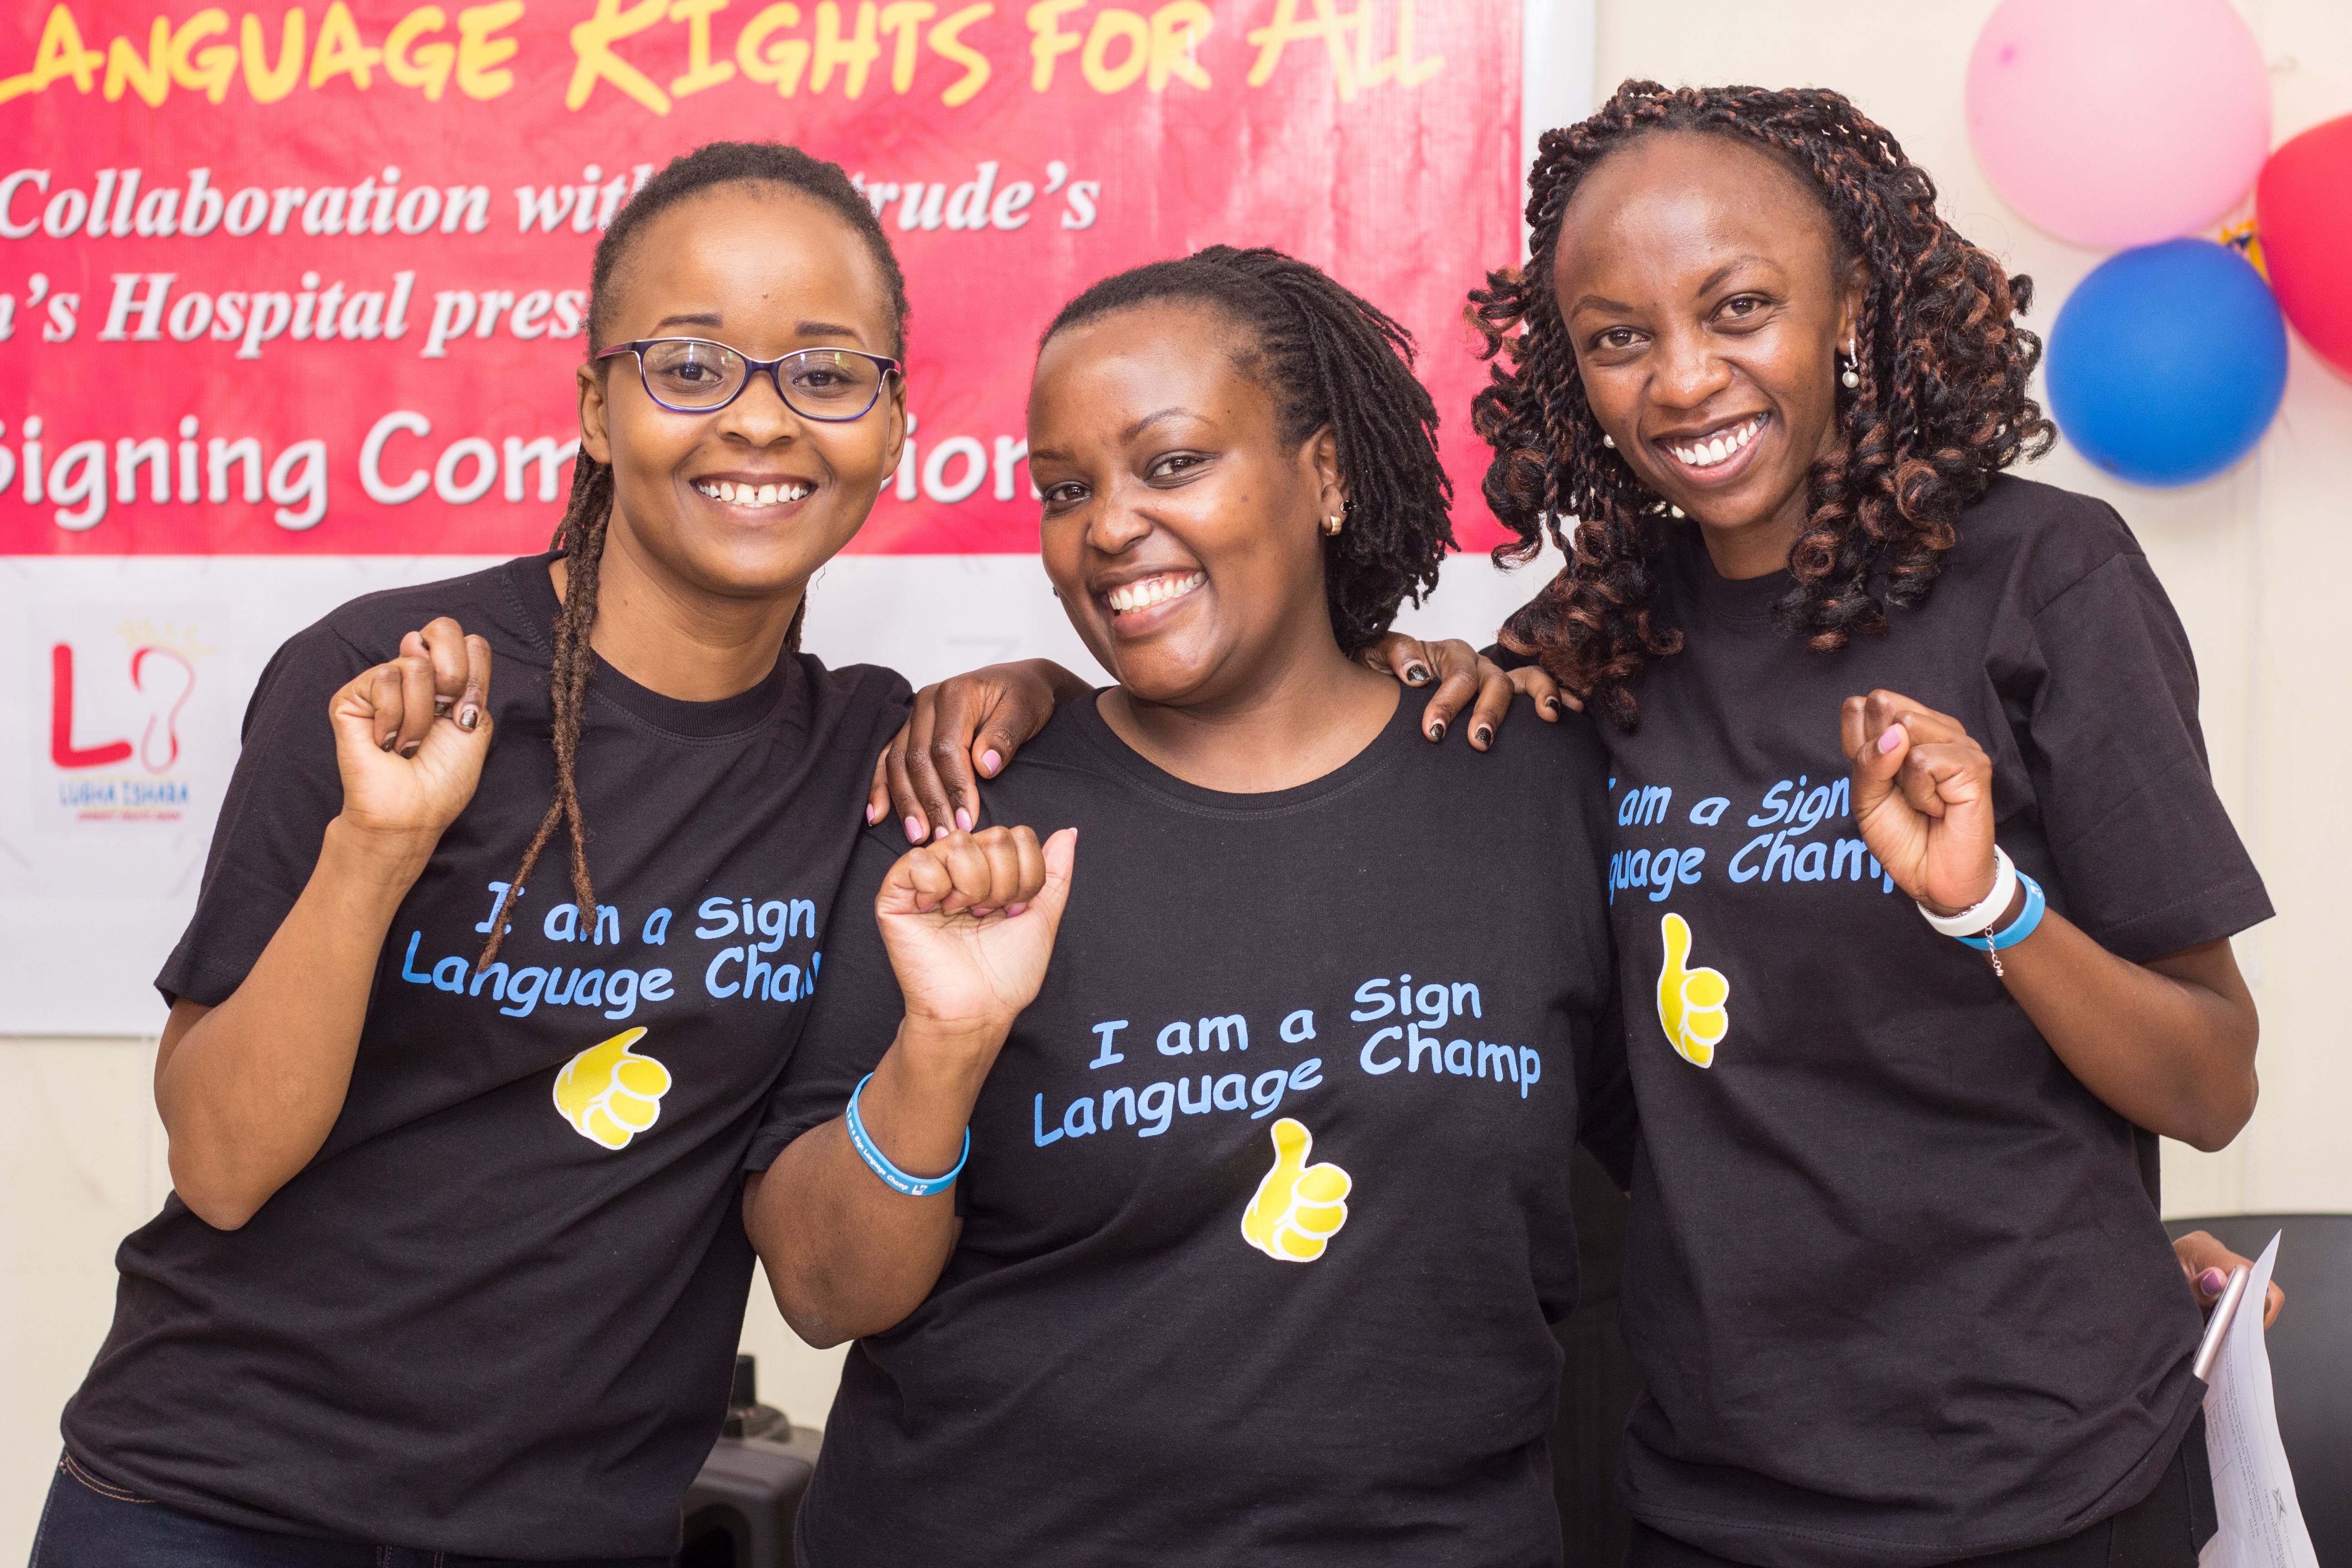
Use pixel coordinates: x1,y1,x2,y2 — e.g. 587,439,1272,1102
843,1073,969,1197
1957,871,2046,952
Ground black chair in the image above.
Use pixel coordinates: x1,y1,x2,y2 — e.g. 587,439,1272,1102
1553,1147,1640,1568
678,1355,823,1568
2165,1212,2352,1567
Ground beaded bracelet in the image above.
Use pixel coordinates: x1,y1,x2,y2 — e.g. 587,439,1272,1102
843,1073,970,1198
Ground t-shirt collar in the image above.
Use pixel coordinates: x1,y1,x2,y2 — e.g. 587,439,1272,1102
1062,677,1413,817
509,552,804,740
1664,520,1793,625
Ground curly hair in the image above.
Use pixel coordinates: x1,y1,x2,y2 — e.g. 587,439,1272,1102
479,141,906,971
1469,81,2054,727
1044,246,1453,654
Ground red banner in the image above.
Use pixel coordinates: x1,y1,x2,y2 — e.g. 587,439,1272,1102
0,0,1519,557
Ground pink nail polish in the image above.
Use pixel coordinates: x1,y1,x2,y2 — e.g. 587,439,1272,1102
866,803,880,823
2200,1268,2228,1296
1878,728,1902,755
934,825,950,842
1006,902,1029,917
904,816,923,842
981,749,1002,775
956,808,973,832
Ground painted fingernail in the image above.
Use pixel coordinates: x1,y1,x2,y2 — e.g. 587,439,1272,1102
934,825,950,842
1544,697,1559,713
1878,727,1902,755
956,808,973,832
1006,902,1029,917
970,906,993,919
866,803,880,824
2200,1268,2228,1296
400,740,421,759
981,749,1003,775
433,697,452,718
1428,720,1446,740
1473,725,1493,747
904,816,924,842
457,705,480,731
381,731,398,752
1405,663,1431,685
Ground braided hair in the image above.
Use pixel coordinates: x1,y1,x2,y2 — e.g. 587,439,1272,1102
1042,246,1454,654
478,141,908,971
1470,81,2054,727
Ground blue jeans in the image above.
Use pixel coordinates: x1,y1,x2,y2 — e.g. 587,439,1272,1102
29,1452,673,1568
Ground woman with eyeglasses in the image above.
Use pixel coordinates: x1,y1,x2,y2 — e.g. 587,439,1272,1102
32,141,1051,1566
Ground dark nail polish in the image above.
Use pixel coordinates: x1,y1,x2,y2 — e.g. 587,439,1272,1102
381,733,397,752
457,706,480,731
1428,721,1446,740
400,740,421,758
1474,726,1493,747
1406,664,1431,685
433,698,452,718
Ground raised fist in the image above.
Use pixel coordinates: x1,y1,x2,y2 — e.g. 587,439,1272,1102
329,616,494,845
876,825,1077,1050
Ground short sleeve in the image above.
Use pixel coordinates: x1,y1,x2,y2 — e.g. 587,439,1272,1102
2017,547,2271,961
155,626,372,1007
744,827,908,1172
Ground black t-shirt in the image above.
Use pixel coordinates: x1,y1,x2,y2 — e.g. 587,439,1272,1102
751,691,1632,1568
1573,477,2271,1568
61,555,907,1558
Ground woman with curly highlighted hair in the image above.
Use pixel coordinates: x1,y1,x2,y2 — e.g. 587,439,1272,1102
1379,80,2275,1568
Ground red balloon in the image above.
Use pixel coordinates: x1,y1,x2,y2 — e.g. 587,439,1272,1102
2259,114,2352,376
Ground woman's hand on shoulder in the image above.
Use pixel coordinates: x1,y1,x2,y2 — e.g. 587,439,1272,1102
328,617,494,856
868,660,1094,842
877,825,1078,1052
1841,688,2000,914
1358,633,1578,748
2173,1229,2284,1329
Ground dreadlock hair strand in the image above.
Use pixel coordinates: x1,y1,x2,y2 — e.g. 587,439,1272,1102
477,142,905,973
1044,245,1454,654
1468,81,2055,728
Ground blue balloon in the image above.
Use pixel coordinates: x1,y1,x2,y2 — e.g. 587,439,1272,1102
2045,238,2287,487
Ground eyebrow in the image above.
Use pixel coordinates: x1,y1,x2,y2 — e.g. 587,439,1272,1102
1696,255,1777,295
644,313,867,341
1122,406,1196,441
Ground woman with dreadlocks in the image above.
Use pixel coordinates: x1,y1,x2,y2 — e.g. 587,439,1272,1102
1396,81,2267,1568
37,142,1059,1564
743,246,1630,1566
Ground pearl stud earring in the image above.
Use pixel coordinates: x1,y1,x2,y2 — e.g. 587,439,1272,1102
1602,433,1616,448
1840,345,1861,389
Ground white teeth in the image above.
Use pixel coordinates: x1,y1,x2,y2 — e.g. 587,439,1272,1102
1669,416,1764,470
696,480,812,506
1104,571,1206,614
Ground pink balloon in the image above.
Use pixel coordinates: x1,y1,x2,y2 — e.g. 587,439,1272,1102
1966,0,2271,249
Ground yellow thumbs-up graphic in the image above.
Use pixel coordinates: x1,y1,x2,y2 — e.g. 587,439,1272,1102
1656,912,1730,1069
1240,1117,1352,1263
552,1027,674,1150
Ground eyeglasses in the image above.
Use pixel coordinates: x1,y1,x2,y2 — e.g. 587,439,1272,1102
594,338,902,420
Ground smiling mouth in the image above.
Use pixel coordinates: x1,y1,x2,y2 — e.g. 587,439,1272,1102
1659,414,1767,474
1103,571,1205,616
694,479,813,509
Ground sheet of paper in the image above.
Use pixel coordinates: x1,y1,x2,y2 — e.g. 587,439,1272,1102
2199,1232,2319,1568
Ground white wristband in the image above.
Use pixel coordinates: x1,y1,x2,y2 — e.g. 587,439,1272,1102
1917,846,2017,937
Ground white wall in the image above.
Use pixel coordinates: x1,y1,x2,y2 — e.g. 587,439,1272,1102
10,0,2351,1554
